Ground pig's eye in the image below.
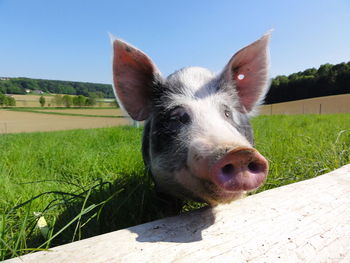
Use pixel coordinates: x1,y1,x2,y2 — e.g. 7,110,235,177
224,109,232,119
167,107,191,131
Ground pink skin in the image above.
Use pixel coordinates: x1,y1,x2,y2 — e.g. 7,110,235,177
190,147,268,198
210,148,268,192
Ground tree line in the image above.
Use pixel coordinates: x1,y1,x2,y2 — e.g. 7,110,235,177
40,94,99,107
1,61,350,104
0,77,114,98
0,93,16,106
265,62,350,104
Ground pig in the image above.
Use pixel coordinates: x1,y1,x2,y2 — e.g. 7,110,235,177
110,33,270,206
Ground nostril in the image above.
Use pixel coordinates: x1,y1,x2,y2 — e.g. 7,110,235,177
248,161,262,173
221,164,234,177
211,148,269,192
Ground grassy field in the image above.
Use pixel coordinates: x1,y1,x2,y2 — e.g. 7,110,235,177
1,114,350,260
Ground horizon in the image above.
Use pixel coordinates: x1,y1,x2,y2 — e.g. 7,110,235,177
1,59,350,85
1,0,349,84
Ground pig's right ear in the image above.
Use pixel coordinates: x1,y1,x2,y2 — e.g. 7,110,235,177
111,37,160,121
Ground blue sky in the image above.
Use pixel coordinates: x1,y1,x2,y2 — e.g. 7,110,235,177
0,0,349,84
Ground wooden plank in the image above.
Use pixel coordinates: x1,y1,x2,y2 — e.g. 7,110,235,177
5,164,350,263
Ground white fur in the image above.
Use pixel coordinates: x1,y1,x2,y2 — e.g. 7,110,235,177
186,94,251,164
169,67,215,96
165,67,251,163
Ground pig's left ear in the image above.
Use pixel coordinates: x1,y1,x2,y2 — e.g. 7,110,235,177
222,33,271,113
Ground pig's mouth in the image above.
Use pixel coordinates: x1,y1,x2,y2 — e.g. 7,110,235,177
161,147,269,204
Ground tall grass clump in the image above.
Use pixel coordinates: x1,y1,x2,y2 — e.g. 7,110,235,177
0,126,166,260
252,114,350,191
0,114,349,260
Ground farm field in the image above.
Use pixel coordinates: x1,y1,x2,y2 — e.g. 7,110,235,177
34,108,123,116
0,114,349,260
259,94,350,115
9,95,114,107
10,95,55,107
0,109,130,134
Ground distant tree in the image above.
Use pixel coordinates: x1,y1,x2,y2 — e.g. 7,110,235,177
22,78,39,90
88,91,104,99
317,63,333,77
62,95,73,107
85,96,96,106
96,91,105,98
39,96,46,107
0,94,5,106
52,94,63,106
336,71,350,94
266,61,350,104
1,77,115,97
6,96,16,106
73,95,86,107
303,68,317,76
65,86,77,94
272,75,289,86
332,63,350,75
288,72,301,81
6,85,25,94
0,94,16,106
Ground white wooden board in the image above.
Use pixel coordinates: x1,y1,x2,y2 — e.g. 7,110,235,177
5,164,350,263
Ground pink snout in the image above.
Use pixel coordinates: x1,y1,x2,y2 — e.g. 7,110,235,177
210,148,268,192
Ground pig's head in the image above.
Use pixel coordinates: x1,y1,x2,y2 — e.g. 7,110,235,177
111,34,270,205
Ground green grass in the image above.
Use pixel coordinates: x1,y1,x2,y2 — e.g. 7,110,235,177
1,114,350,260
5,108,125,118
1,107,117,110
254,114,350,191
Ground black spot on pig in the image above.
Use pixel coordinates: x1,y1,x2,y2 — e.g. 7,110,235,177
148,107,189,173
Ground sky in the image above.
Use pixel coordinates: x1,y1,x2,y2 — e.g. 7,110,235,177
0,0,349,84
